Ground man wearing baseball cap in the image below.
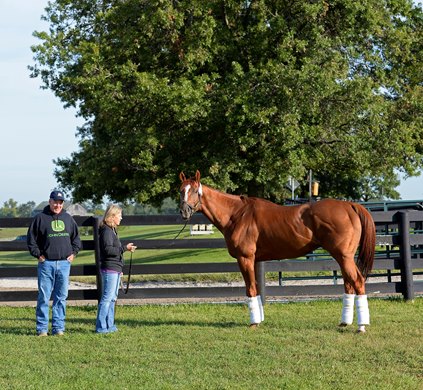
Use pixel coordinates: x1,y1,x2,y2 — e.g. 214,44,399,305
27,190,81,336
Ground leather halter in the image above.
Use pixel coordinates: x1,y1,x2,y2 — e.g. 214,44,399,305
182,195,202,215
181,184,202,217
175,186,202,239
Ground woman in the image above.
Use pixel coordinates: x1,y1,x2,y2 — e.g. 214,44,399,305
96,204,136,333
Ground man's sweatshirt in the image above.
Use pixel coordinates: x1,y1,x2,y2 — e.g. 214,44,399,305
27,205,81,260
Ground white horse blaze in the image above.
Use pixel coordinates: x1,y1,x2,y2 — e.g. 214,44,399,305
183,183,202,201
183,185,191,202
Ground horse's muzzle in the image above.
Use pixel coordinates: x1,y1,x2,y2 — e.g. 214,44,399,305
179,202,193,220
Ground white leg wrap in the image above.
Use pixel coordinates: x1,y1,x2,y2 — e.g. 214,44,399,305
340,293,355,325
356,295,370,326
247,296,262,324
257,295,264,322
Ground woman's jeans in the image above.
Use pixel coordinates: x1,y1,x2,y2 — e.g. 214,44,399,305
36,260,71,335
96,270,120,333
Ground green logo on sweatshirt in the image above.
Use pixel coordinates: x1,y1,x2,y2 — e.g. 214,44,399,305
51,220,65,232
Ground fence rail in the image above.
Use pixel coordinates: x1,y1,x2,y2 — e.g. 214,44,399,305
0,210,422,303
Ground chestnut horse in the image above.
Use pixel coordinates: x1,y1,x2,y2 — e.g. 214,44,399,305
179,171,376,332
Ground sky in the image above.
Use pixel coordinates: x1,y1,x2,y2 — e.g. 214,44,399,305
0,0,82,206
0,0,422,206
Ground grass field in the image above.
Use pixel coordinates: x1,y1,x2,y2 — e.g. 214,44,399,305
0,297,421,389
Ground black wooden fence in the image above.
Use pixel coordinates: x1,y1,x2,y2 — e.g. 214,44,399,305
0,210,422,303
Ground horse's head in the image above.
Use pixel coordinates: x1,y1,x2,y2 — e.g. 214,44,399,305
179,170,203,220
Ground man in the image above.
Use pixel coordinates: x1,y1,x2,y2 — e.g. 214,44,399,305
27,190,81,336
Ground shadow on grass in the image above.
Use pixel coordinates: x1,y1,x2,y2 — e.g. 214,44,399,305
115,318,243,329
123,228,184,240
71,306,244,329
0,320,244,336
0,315,95,336
135,249,234,264
121,228,222,241
0,318,34,335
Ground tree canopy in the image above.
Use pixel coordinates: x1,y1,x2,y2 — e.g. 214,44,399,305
30,0,423,203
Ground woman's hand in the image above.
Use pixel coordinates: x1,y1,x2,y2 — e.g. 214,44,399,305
126,243,137,253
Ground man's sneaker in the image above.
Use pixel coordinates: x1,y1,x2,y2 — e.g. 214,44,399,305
37,332,48,337
54,331,64,336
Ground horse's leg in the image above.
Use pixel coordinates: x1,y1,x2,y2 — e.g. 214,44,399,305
355,294,370,333
238,257,263,327
339,279,355,327
338,257,369,333
254,262,264,323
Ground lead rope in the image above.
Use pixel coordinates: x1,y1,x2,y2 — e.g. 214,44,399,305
120,217,186,295
122,192,201,293
174,192,202,240
121,251,133,294
173,219,189,240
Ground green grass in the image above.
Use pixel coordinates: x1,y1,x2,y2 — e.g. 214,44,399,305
0,297,421,389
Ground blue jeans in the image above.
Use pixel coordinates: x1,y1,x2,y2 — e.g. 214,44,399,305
36,260,71,335
96,270,120,333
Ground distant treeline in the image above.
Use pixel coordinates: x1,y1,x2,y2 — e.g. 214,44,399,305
0,197,178,218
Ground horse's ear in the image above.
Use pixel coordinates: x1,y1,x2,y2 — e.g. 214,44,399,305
195,170,201,183
179,172,186,182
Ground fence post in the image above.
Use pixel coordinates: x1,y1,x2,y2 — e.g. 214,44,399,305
92,216,102,301
256,262,266,304
397,211,415,301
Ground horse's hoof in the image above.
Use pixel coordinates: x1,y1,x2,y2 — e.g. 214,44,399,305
249,323,259,329
357,326,366,333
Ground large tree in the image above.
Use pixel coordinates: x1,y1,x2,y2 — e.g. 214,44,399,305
30,0,423,203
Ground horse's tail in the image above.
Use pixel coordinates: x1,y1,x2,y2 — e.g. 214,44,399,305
352,203,376,279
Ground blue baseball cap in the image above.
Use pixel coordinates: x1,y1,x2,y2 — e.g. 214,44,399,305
49,190,65,201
